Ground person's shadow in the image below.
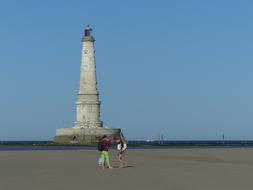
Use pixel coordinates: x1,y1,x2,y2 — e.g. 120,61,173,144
113,165,134,169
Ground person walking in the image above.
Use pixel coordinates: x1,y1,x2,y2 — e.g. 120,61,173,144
116,138,127,168
97,137,105,168
100,135,113,169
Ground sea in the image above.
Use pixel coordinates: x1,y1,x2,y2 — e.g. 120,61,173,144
0,140,253,151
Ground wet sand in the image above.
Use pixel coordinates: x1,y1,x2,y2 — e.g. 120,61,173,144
0,148,253,190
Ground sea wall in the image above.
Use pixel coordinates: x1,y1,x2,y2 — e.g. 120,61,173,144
54,127,122,145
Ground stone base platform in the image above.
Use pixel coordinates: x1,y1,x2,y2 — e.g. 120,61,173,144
54,127,122,145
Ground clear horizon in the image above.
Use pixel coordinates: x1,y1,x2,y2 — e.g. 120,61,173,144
1,0,253,141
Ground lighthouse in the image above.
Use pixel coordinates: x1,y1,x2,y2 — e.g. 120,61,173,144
54,25,122,145
75,25,102,128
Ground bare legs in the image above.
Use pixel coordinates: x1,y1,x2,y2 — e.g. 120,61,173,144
117,151,124,168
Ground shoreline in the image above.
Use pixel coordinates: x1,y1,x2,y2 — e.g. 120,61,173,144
1,140,253,146
1,140,253,152
0,144,253,152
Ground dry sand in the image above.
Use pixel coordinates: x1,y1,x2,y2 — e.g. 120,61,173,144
0,148,253,190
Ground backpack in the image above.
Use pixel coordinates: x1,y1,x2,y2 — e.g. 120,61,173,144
97,141,103,151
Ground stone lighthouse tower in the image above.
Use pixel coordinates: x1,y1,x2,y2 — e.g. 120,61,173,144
54,25,122,145
75,25,102,129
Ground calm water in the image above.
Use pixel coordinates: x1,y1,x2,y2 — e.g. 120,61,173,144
0,140,253,151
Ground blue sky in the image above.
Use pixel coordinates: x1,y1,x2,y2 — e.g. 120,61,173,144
0,0,253,140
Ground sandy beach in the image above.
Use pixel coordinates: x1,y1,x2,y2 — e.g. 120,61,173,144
0,148,253,190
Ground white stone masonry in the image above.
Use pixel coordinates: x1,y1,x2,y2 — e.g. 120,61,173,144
74,27,102,128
